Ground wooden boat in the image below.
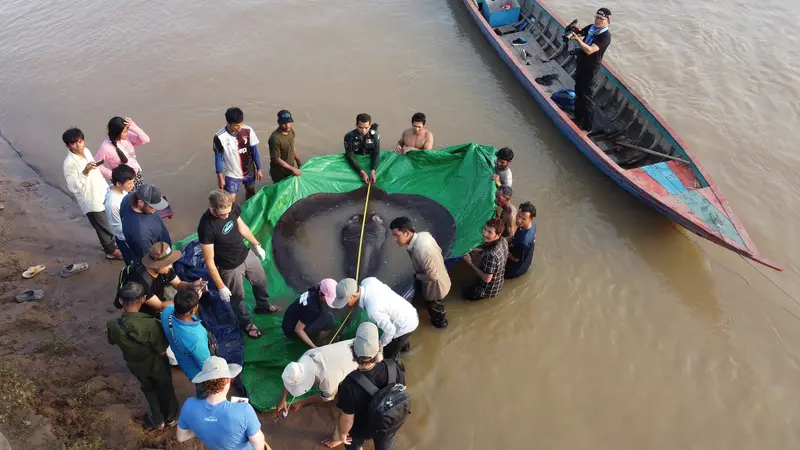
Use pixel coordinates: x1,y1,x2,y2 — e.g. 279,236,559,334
462,0,781,270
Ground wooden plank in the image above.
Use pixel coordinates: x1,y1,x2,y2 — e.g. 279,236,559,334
626,168,669,197
615,141,691,165
642,162,687,195
666,160,699,190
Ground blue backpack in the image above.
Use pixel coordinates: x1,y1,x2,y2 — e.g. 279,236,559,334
550,89,576,112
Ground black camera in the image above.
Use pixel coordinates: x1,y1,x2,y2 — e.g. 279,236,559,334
561,19,580,42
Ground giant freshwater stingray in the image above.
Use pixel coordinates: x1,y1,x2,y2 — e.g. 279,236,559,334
272,186,456,296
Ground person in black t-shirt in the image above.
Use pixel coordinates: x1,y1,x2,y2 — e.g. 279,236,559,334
198,189,280,340
330,322,406,450
129,242,206,318
569,7,612,131
281,278,337,348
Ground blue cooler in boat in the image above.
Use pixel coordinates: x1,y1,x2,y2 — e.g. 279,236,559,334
481,0,521,28
551,89,576,112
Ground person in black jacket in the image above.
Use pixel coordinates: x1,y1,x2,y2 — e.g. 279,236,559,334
344,113,380,184
569,7,612,131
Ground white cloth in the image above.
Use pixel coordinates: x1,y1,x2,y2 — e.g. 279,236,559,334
358,277,419,347
104,189,127,240
63,149,109,214
302,339,359,399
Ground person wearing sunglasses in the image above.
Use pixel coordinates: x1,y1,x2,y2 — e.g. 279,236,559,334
569,7,612,132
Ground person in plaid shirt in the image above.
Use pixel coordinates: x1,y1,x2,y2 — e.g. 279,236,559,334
462,218,509,300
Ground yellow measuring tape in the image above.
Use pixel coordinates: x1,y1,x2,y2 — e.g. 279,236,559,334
282,182,373,418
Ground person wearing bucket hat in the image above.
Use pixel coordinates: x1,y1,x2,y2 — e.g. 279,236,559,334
568,7,612,131
328,322,406,450
120,183,172,261
276,337,359,419
126,242,205,318
332,277,419,361
281,278,337,348
268,109,303,183
177,356,270,450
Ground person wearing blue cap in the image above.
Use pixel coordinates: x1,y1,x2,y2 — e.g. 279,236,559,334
268,109,303,183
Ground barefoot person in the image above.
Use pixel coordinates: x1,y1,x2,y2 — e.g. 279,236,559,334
344,113,380,184
62,127,121,260
389,217,450,328
394,112,433,153
177,357,271,450
199,189,280,340
268,109,303,183
107,282,178,431
213,107,263,201
95,116,151,189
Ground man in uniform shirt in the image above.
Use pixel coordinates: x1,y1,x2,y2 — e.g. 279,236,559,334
213,107,263,200
344,113,381,184
389,217,451,329
569,7,612,131
199,189,279,340
268,109,303,183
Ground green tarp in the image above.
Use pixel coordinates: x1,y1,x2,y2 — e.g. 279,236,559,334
175,143,497,411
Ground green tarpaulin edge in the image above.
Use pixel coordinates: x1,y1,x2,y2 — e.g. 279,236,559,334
174,142,497,411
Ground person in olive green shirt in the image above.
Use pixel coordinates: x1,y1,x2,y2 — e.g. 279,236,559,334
107,281,178,431
268,109,303,183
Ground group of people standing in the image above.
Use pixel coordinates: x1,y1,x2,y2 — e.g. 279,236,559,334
60,105,537,450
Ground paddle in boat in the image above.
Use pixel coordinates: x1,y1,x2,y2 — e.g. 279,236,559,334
461,0,781,271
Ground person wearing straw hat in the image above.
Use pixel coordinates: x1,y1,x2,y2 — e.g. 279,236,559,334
276,337,359,419
328,322,406,450
177,356,271,450
331,277,419,361
281,278,338,348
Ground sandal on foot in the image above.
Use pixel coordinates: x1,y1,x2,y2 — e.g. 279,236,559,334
59,262,88,278
245,324,263,339
165,419,178,428
142,414,164,431
254,304,281,314
105,250,123,260
15,289,44,303
22,265,46,279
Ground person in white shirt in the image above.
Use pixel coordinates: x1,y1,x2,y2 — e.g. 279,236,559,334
331,277,419,361
104,164,137,265
62,128,121,260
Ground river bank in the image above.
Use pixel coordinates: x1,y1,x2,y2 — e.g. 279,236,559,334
0,140,338,449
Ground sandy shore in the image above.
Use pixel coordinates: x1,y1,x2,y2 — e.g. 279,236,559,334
0,140,346,449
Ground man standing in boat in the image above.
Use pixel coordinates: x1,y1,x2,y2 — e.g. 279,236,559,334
569,7,612,131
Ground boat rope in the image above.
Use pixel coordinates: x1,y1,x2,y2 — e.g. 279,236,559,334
282,182,373,419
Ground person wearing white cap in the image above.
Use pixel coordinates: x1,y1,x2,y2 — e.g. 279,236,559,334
276,337,359,419
281,278,338,348
327,322,406,450
332,277,419,361
177,356,271,450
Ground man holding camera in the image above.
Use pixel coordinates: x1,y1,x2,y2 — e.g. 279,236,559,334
569,7,612,132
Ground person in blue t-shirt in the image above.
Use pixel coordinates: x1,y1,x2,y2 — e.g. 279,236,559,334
120,184,172,261
505,201,537,279
161,288,211,398
281,278,337,348
177,356,269,450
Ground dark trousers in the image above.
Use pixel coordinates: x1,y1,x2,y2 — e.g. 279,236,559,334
345,430,398,450
383,333,411,361
85,211,117,255
219,250,272,329
116,237,135,266
463,284,488,301
136,364,178,425
415,281,447,325
573,65,599,131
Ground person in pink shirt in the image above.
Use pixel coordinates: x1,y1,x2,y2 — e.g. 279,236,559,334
95,116,150,189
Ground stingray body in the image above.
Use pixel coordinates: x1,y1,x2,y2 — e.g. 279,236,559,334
341,211,387,279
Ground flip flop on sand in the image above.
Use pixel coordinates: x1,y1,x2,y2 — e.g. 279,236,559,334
22,265,46,279
245,323,263,339
15,289,44,303
59,262,89,278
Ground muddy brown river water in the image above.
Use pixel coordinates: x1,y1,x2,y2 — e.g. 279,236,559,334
2,0,800,448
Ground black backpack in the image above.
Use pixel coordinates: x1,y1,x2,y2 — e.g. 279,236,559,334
114,262,142,309
352,359,410,434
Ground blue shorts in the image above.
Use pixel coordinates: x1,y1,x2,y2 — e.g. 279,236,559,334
224,175,256,194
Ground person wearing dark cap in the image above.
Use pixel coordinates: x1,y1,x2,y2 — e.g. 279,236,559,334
344,113,380,184
120,183,172,261
268,109,303,183
568,7,612,131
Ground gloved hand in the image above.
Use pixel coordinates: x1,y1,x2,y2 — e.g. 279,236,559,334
219,286,232,302
253,244,266,261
